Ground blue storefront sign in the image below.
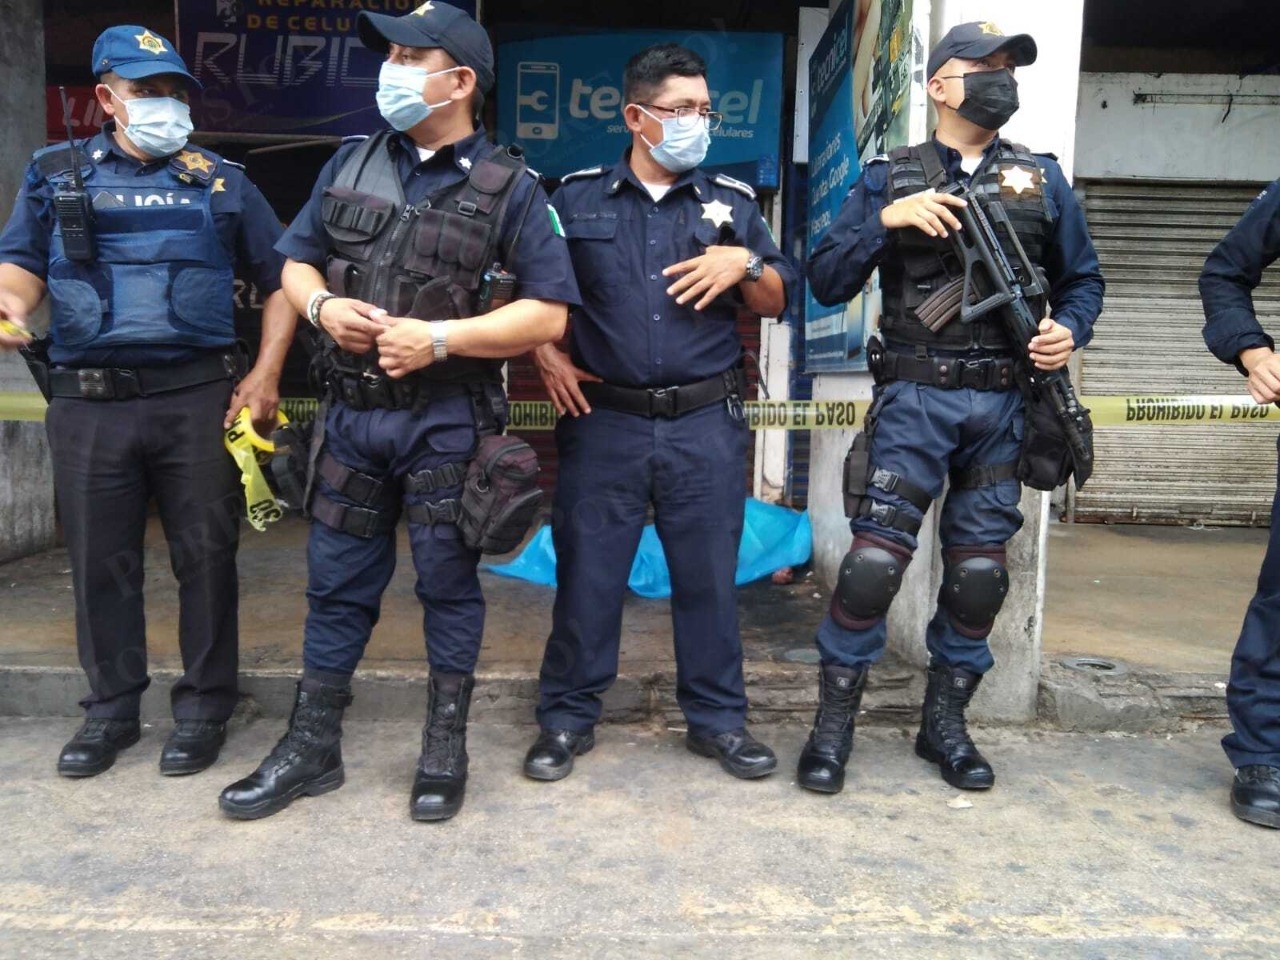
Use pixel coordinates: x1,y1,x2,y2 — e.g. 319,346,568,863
804,0,863,373
175,0,476,137
495,29,784,188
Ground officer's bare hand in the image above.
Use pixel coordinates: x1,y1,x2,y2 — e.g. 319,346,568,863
223,367,280,431
317,297,387,354
534,342,600,417
880,188,966,238
663,246,751,311
1029,317,1074,371
373,314,434,379
0,291,32,350
1241,347,1280,404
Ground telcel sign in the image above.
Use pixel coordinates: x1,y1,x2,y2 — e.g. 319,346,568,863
497,30,783,187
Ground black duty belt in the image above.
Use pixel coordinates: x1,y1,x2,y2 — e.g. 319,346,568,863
327,370,472,412
581,367,745,418
48,352,238,401
875,347,1015,391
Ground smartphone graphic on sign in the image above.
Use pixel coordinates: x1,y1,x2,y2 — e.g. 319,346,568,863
517,61,560,140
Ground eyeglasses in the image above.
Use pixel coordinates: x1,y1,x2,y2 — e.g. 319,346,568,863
636,103,724,132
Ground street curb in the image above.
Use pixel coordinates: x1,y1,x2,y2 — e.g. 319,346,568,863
0,660,1226,732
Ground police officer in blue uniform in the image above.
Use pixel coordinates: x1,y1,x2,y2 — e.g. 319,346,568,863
522,44,796,783
799,23,1104,794
0,27,294,779
1201,178,1280,828
218,2,578,822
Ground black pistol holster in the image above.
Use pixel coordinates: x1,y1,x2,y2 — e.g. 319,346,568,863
19,336,53,402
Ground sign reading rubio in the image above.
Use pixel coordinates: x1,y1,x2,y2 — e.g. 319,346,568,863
176,0,476,136
496,30,784,188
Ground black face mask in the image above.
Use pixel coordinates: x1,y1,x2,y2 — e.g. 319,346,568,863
956,69,1019,130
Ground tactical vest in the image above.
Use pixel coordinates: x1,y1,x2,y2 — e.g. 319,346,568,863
881,140,1053,353
321,132,525,383
39,141,234,353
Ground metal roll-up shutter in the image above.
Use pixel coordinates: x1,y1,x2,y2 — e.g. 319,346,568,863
1075,180,1280,525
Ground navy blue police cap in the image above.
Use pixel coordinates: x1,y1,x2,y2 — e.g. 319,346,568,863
91,26,201,90
927,21,1037,81
358,2,495,94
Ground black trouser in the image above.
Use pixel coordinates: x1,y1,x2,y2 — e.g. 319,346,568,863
45,379,241,720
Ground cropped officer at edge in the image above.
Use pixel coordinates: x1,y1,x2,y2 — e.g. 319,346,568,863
0,26,294,778
1200,178,1280,828
801,22,1103,795
523,43,796,782
218,2,578,822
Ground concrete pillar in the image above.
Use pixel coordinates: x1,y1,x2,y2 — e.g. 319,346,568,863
813,0,1085,721
0,0,54,563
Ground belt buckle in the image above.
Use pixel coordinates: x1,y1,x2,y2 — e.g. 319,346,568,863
649,387,676,417
77,369,113,400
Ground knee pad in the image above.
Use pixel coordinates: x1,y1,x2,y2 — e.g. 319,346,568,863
831,534,914,630
940,545,1010,638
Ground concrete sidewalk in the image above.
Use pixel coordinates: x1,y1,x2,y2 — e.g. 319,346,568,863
0,516,1261,728
2,717,1276,959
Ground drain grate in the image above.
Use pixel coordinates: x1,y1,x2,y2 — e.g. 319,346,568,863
1060,656,1129,677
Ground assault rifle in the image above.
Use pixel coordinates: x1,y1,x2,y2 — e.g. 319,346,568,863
917,182,1094,489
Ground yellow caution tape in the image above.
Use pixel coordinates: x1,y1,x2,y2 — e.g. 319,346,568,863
0,319,32,340
223,407,289,532
1,393,1276,431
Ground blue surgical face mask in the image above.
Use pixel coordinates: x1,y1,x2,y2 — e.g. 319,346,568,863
376,61,460,131
637,105,711,173
112,90,193,158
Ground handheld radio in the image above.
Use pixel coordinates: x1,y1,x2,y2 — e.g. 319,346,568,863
53,86,96,262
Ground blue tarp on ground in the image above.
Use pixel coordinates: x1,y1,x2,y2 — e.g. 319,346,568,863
484,498,812,599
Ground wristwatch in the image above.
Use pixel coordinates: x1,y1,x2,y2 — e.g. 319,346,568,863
744,251,764,282
307,290,335,328
428,321,449,362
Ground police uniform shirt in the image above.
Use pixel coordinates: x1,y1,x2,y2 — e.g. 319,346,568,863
0,122,286,368
278,128,580,310
807,138,1104,348
1202,178,1280,369
551,154,797,389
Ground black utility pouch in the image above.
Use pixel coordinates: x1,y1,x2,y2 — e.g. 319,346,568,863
458,434,543,554
1017,397,1090,491
269,420,315,515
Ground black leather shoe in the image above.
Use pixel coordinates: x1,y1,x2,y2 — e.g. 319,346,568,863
57,719,141,777
686,728,777,779
159,720,227,776
523,729,595,782
1232,765,1280,828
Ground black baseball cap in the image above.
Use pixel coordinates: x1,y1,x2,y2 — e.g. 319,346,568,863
358,2,495,94
927,21,1037,81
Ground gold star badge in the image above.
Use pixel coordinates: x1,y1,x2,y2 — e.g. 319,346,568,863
1000,166,1039,196
136,30,167,55
177,150,213,174
978,22,1004,36
701,199,734,228
413,1,435,14
212,177,226,193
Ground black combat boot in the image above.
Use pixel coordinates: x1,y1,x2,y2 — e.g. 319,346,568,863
915,664,995,790
219,682,353,820
410,672,474,822
796,664,867,794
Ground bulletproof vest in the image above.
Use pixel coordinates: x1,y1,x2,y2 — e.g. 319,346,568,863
39,141,234,353
321,131,524,383
880,140,1052,353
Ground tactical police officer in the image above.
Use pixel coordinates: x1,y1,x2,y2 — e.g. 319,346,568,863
1200,178,1280,828
800,22,1104,794
522,44,796,783
0,27,294,778
217,2,578,822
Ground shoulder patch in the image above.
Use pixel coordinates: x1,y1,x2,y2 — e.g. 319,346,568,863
561,165,606,183
712,173,756,199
